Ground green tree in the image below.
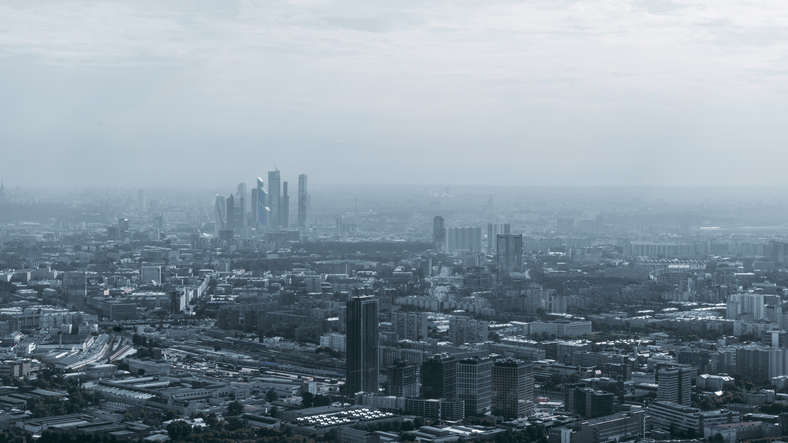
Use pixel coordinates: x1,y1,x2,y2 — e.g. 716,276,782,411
227,400,244,416
265,388,279,402
167,421,192,441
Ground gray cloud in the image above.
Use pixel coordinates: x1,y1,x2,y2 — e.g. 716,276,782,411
1,0,788,187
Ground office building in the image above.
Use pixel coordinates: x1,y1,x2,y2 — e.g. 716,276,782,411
492,358,534,419
497,234,523,274
657,365,693,405
421,354,457,400
456,355,493,416
298,174,308,230
281,181,289,228
346,295,380,395
215,195,226,231
565,385,615,419
268,170,281,230
387,360,419,398
433,216,446,252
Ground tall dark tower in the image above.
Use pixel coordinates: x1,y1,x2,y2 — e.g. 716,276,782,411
433,216,446,252
226,194,235,230
268,170,281,230
281,181,290,228
421,353,457,399
298,174,308,230
346,295,379,395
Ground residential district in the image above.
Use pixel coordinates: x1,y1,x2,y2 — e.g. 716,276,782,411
4,178,788,443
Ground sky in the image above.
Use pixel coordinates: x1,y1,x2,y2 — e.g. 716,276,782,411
2,0,788,188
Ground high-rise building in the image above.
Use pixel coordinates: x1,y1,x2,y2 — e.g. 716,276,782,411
450,317,489,345
487,224,510,253
268,170,281,230
237,183,247,227
138,189,146,213
433,216,446,252
421,354,457,400
657,365,693,405
118,218,129,237
565,385,615,418
215,195,226,231
492,358,534,419
226,194,236,230
298,174,308,230
393,312,428,341
255,177,268,230
456,356,493,416
388,360,419,398
0,179,4,204
346,295,380,395
497,234,523,273
281,181,290,228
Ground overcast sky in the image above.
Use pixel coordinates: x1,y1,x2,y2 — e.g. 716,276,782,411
2,0,788,188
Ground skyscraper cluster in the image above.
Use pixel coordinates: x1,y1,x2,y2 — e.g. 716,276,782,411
216,169,309,236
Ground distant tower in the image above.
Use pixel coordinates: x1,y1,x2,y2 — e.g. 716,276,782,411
433,216,446,252
255,178,268,230
281,181,290,229
138,189,146,213
268,170,281,230
214,195,226,231
226,194,235,230
0,179,4,204
298,174,308,230
237,183,247,227
346,295,379,395
497,234,523,274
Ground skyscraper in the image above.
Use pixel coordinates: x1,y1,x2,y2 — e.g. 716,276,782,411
268,170,281,230
497,234,523,273
226,194,236,230
281,181,289,228
433,216,446,252
456,356,493,416
421,354,457,400
346,295,379,395
215,195,226,231
492,358,534,419
255,177,268,230
237,183,247,227
298,174,308,230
